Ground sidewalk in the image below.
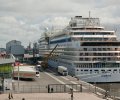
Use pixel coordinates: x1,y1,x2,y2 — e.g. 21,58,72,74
0,92,112,100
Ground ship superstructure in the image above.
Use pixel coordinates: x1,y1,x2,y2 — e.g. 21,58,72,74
39,15,120,82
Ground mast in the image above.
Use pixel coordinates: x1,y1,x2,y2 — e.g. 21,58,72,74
89,11,91,18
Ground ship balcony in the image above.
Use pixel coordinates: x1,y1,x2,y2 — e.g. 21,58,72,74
73,60,120,63
59,55,120,62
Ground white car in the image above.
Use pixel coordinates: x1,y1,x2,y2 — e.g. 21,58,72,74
36,65,41,70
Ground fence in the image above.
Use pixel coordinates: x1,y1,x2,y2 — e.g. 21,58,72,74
3,82,120,99
8,84,120,100
13,85,48,93
12,84,82,93
48,84,82,93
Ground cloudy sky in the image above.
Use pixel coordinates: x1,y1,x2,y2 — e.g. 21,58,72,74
0,0,120,48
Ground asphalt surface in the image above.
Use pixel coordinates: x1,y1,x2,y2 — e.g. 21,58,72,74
11,68,82,93
8,67,105,94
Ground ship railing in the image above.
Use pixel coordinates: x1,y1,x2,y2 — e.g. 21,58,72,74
108,90,120,100
76,72,115,99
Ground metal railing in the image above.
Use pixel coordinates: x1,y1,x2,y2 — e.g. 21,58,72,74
3,82,120,100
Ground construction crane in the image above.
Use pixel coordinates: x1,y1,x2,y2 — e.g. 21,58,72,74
41,44,58,69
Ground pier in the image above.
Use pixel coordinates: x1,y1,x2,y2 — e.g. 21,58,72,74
0,67,113,100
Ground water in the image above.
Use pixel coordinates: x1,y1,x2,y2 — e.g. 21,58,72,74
96,83,120,97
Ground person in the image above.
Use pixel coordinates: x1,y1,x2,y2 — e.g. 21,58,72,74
105,91,108,98
11,93,13,99
70,88,73,100
51,88,53,93
48,86,50,93
8,93,11,100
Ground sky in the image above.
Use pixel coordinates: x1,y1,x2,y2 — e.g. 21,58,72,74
0,0,120,48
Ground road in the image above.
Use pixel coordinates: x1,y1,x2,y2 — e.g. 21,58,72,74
10,67,104,94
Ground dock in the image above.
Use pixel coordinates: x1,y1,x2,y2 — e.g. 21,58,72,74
0,67,113,100
0,92,113,100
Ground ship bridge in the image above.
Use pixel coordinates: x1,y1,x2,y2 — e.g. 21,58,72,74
69,16,102,30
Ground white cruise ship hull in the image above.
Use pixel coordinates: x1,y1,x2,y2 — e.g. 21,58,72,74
49,60,120,83
79,73,120,83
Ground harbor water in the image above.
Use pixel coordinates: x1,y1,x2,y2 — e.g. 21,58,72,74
97,83,120,97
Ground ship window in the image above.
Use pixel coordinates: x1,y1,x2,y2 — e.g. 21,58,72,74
84,70,88,71
94,70,98,71
101,70,105,71
84,48,87,51
81,70,83,71
113,69,117,71
90,70,92,71
76,69,79,71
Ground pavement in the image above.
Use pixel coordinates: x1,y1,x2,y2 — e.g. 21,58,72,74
1,67,113,100
0,92,112,100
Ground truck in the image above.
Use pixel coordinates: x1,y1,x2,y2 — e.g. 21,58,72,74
13,66,40,79
58,66,68,76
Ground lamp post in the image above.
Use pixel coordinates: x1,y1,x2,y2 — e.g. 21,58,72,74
16,58,20,93
1,77,4,92
17,63,20,93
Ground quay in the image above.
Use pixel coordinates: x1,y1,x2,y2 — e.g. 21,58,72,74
0,66,113,100
0,92,112,100
0,56,114,100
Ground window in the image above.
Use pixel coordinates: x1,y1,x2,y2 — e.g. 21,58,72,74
113,69,117,71
101,70,105,71
76,69,79,71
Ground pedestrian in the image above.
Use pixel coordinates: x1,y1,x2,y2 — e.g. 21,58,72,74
11,93,13,99
22,98,25,100
8,93,11,100
51,88,53,93
105,91,108,98
48,86,50,93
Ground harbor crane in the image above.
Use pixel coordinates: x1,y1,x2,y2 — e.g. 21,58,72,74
41,44,58,69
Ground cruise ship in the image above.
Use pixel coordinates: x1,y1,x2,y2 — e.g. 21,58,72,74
39,15,120,83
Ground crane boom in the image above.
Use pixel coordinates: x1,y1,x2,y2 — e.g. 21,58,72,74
41,44,58,69
45,44,58,61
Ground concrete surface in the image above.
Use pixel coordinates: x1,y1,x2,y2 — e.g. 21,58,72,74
0,92,112,100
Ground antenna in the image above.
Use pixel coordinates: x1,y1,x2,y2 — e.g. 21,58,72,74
89,11,91,18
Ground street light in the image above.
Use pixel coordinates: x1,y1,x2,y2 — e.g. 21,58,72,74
18,63,19,93
15,58,20,93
